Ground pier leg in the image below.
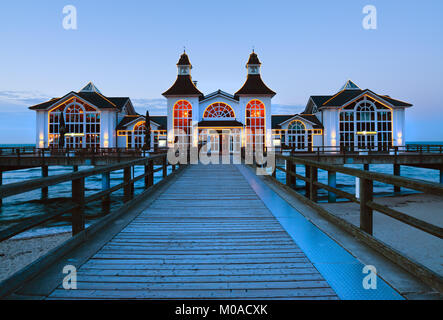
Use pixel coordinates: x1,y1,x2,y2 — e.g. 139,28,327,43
72,177,85,236
0,170,2,207
101,172,111,214
393,164,401,193
360,178,373,235
123,167,132,203
363,164,370,171
73,165,78,172
162,157,167,179
309,166,318,202
286,160,292,187
440,169,443,185
41,166,48,199
305,165,311,199
328,171,337,203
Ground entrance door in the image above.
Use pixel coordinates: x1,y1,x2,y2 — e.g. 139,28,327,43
208,130,219,153
357,134,376,150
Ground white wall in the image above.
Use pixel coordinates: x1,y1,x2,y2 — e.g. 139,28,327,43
36,110,47,148
393,108,406,146
322,109,339,147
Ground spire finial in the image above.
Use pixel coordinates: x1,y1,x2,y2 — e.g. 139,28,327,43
183,46,186,53
252,46,255,53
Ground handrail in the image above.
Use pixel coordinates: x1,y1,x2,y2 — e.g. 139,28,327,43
270,154,443,239
0,153,180,242
0,154,165,198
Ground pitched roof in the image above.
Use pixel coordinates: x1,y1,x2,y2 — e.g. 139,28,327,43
150,116,167,129
177,52,191,66
340,80,361,91
299,114,323,129
247,51,261,65
322,89,364,107
235,74,276,97
200,89,239,102
116,115,167,130
80,82,102,94
310,95,332,107
162,75,203,97
271,115,293,129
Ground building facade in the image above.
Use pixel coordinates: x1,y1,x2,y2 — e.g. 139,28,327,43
30,52,412,153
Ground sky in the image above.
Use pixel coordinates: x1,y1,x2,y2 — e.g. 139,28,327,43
0,0,442,143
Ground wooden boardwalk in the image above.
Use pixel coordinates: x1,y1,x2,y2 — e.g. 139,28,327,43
48,164,338,299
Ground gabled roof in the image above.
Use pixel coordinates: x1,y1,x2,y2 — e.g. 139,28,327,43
116,115,167,131
80,82,102,94
271,115,293,129
321,89,412,107
340,80,360,91
235,74,276,97
162,75,203,97
29,84,131,111
200,90,239,102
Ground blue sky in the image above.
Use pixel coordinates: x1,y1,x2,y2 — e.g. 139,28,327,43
0,0,442,143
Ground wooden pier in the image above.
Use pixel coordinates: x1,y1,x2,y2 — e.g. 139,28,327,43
0,150,442,299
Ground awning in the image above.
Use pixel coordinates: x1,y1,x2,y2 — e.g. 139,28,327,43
197,120,244,128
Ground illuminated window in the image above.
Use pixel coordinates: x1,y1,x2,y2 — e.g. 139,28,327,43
246,100,265,151
288,121,306,150
204,103,235,119
173,100,192,148
48,99,100,149
133,122,146,149
339,98,392,151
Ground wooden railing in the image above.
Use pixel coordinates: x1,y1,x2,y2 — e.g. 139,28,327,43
270,154,443,238
0,153,180,242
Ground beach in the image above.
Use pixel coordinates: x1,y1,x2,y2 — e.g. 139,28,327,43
0,232,71,282
320,193,443,276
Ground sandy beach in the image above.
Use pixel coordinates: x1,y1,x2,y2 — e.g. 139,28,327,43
0,232,71,282
320,193,443,276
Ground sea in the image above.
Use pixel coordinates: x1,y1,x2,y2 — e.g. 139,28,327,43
0,142,442,238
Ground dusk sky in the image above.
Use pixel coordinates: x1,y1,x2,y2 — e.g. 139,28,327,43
1,0,442,143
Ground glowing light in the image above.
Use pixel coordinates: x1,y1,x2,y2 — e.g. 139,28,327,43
356,131,377,135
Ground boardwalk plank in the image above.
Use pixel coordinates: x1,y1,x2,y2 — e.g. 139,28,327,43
47,164,338,300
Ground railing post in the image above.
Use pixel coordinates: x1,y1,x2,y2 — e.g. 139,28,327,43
41,166,48,199
144,163,149,189
328,171,337,203
309,166,318,202
0,170,2,207
148,160,154,187
123,166,132,202
305,165,311,198
72,177,85,235
360,178,373,235
393,164,401,193
162,156,167,179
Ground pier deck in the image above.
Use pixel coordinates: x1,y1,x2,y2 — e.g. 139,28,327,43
3,163,422,300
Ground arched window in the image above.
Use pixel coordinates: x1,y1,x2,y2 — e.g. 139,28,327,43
48,99,100,149
288,120,306,150
133,122,146,149
339,98,392,151
245,100,265,151
204,103,235,118
173,100,192,147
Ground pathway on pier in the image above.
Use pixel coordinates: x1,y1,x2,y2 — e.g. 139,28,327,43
48,164,338,299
